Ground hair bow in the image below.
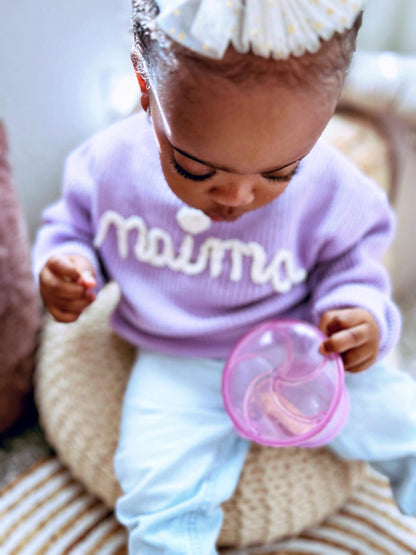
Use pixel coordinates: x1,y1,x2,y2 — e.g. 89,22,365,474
156,0,365,59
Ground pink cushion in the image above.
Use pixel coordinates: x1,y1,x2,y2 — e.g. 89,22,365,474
0,121,41,433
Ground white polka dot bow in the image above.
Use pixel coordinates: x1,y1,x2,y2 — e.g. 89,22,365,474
156,0,365,60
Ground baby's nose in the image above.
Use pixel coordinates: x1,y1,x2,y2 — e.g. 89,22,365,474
210,181,254,207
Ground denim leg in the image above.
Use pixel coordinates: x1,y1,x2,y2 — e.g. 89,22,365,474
113,349,250,555
328,362,416,515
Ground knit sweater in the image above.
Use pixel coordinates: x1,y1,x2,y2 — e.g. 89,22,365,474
33,112,401,359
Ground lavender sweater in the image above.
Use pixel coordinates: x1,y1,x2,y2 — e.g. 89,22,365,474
33,112,400,359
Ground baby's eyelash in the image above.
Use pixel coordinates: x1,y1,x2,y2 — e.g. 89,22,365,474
170,157,299,183
170,158,215,182
263,166,298,183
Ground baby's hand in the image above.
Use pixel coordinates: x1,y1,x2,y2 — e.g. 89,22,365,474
318,308,379,373
39,254,97,323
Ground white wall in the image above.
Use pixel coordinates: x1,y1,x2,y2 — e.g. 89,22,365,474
0,0,134,240
357,0,416,54
1,0,415,241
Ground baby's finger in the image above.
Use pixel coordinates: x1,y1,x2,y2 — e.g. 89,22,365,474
347,359,376,373
78,270,96,289
48,305,82,323
344,351,376,373
54,295,95,313
48,254,82,282
319,308,367,336
341,344,374,371
40,265,86,300
320,323,369,354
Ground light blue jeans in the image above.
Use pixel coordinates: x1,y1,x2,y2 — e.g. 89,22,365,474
114,349,416,554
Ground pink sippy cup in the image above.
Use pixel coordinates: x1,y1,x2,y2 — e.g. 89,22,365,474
222,320,349,448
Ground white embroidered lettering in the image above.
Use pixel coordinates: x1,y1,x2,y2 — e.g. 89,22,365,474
94,209,307,293
147,228,175,266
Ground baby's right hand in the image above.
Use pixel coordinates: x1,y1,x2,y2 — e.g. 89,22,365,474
39,254,97,323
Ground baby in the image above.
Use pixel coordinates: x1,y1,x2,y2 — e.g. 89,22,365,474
33,1,416,553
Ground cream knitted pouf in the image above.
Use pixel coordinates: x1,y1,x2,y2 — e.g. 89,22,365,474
35,112,395,548
35,283,366,548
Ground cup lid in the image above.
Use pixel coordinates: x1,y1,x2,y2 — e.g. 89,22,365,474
222,320,345,446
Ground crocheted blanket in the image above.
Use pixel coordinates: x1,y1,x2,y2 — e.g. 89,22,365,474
1,456,415,554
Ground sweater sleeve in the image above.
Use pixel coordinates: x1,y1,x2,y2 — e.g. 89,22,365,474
308,176,401,361
32,141,105,291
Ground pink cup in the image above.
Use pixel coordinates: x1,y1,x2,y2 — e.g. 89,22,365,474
222,320,349,448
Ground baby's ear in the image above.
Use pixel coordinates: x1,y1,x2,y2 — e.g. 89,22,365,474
130,47,149,111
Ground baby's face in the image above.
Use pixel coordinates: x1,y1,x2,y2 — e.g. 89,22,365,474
147,66,340,222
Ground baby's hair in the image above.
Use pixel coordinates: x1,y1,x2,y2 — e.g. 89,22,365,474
131,0,362,92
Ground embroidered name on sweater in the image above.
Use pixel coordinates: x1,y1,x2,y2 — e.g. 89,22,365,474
94,207,307,293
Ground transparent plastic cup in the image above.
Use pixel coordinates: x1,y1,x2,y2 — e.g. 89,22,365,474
222,320,349,447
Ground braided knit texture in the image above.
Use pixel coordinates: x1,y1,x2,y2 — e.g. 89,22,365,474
34,113,392,547
35,282,365,548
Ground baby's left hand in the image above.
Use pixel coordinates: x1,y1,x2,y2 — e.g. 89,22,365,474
318,308,379,373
